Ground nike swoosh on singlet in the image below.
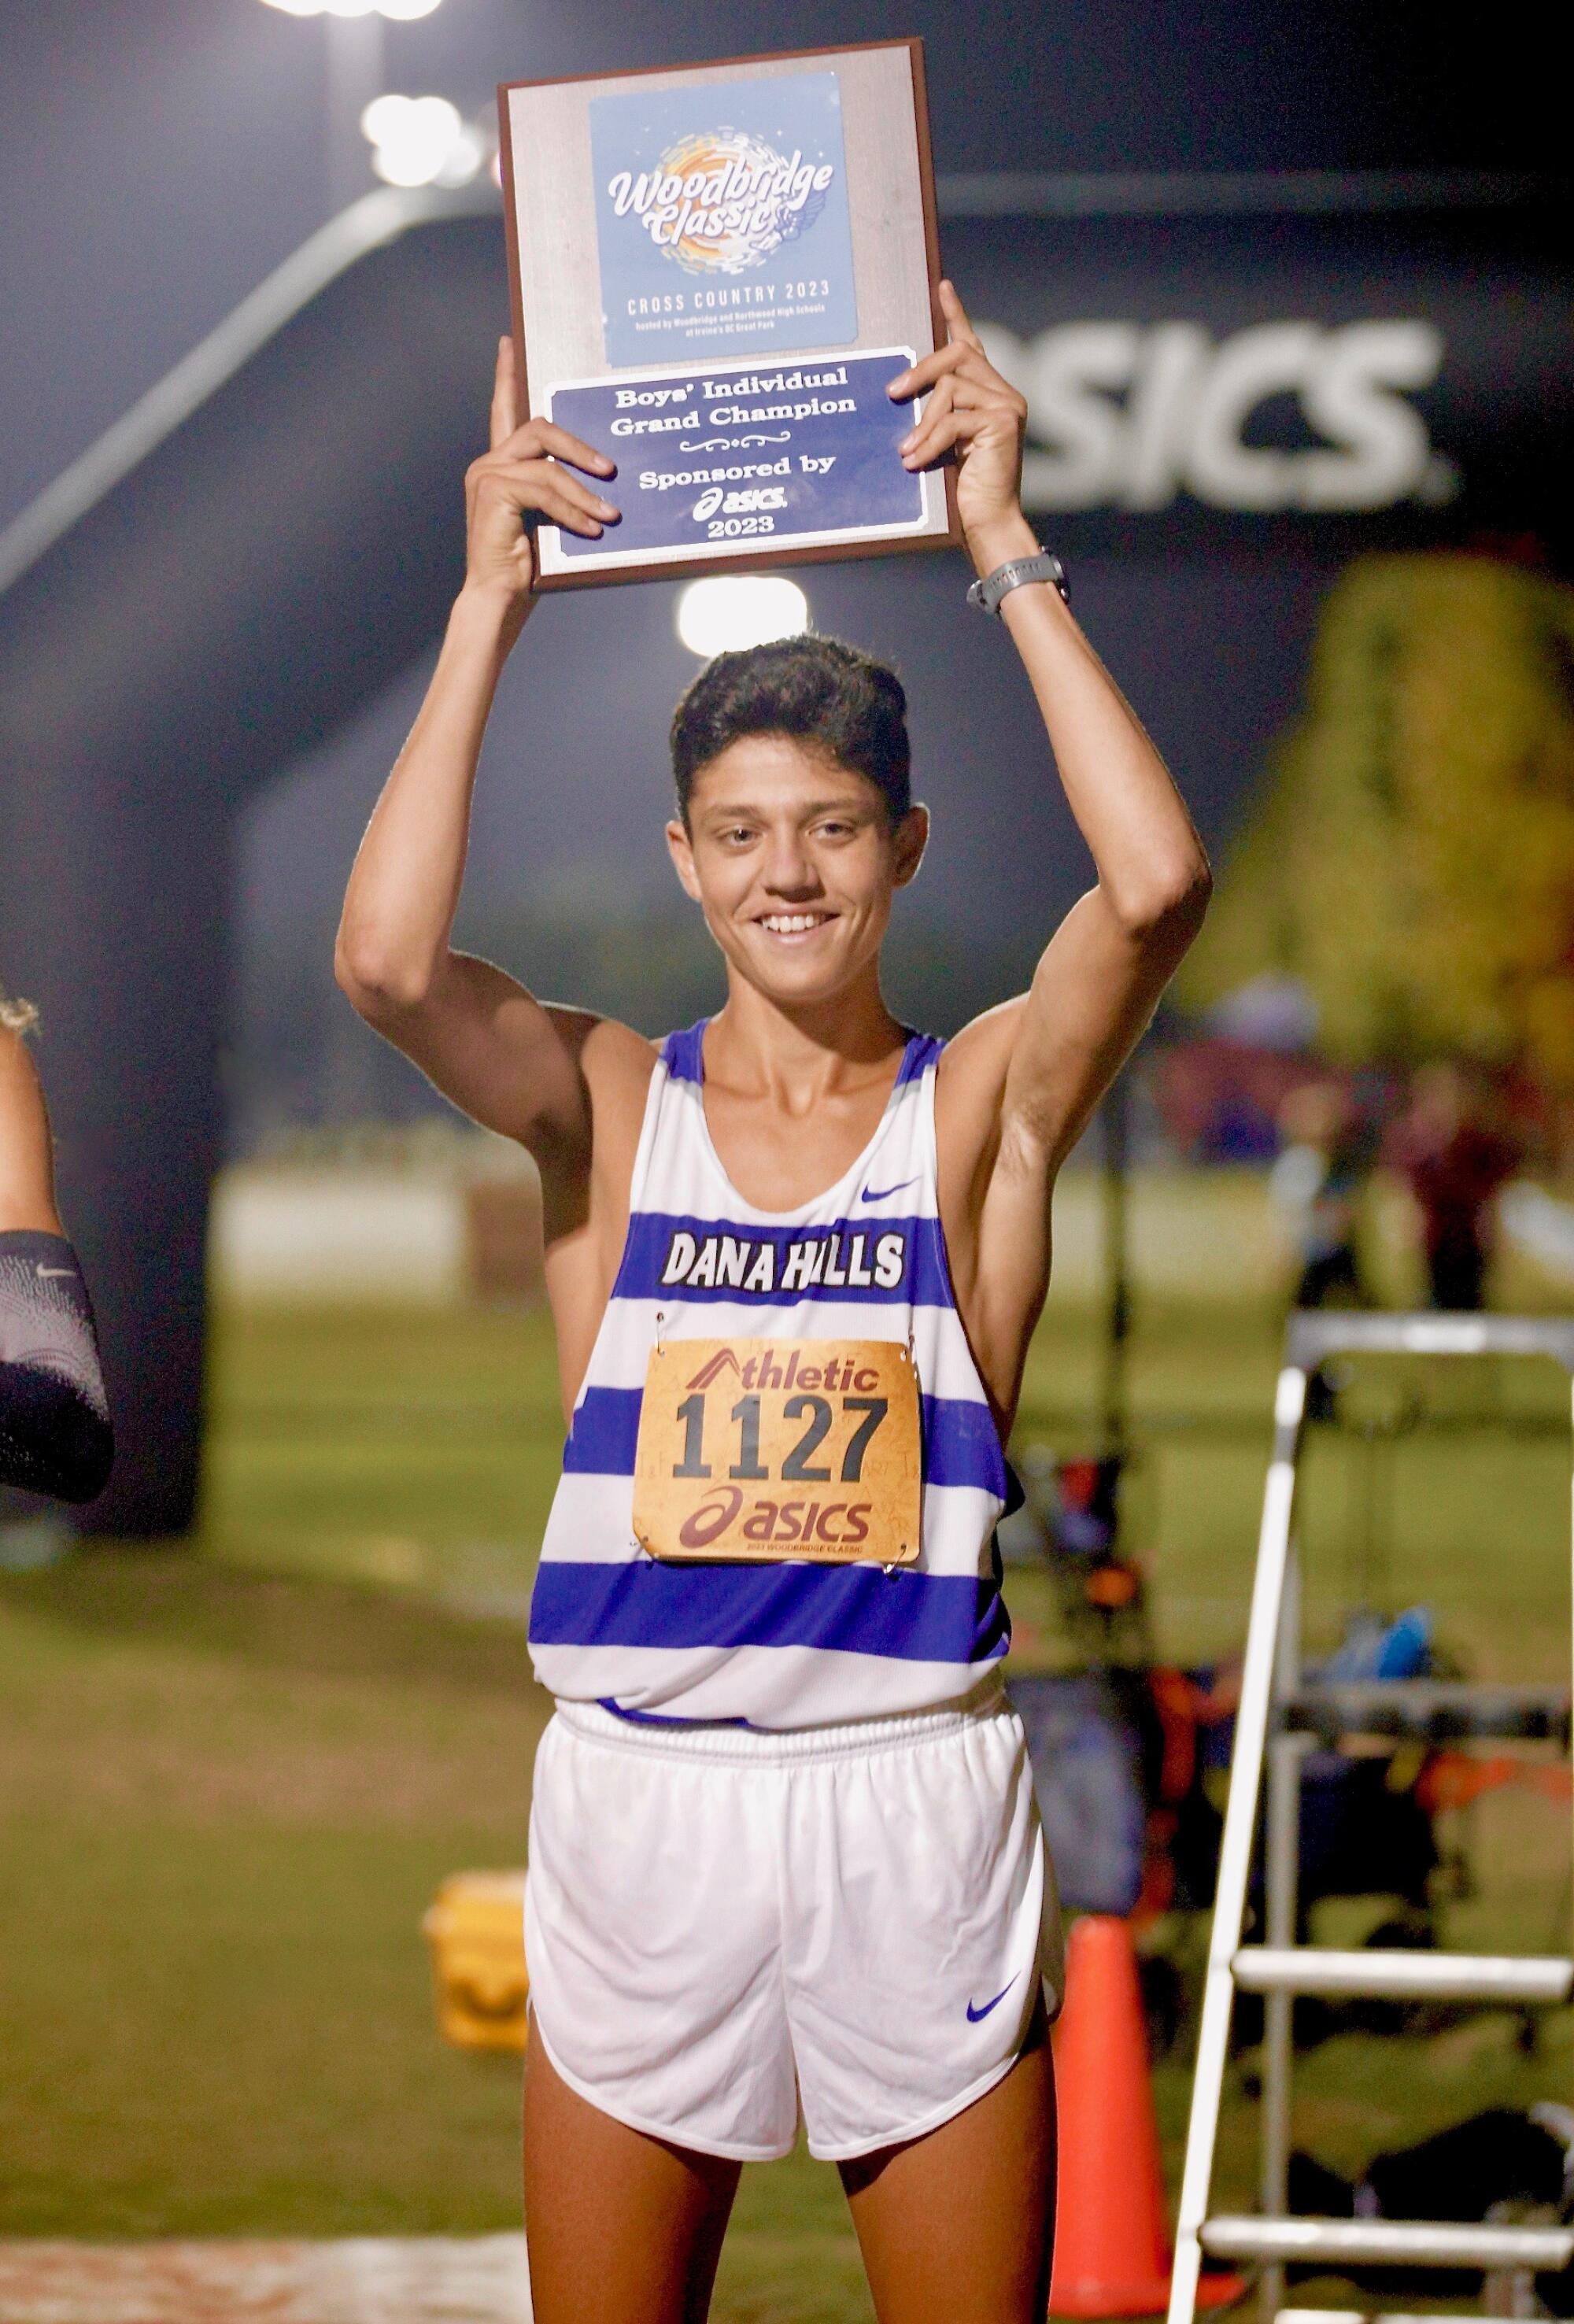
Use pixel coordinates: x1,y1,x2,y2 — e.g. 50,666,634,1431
966,1974,1019,2023
859,1177,918,1204
35,1266,76,1280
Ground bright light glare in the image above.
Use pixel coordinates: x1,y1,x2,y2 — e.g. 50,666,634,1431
361,93,472,188
259,0,444,16
360,93,411,143
676,576,811,660
433,126,486,188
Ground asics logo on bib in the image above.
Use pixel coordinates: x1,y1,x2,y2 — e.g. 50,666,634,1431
678,1486,874,1550
966,1975,1018,2023
660,1226,906,1293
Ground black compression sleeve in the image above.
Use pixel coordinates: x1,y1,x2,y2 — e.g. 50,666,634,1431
0,1231,115,1503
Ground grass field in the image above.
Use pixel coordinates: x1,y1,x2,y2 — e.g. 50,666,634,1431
1,1169,1569,2322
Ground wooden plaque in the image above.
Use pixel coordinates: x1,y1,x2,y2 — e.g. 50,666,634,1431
632,1336,922,1565
497,41,959,590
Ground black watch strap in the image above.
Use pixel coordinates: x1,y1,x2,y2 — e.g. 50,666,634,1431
966,549,1069,616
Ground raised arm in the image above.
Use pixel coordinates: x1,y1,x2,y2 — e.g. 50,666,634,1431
334,342,650,1224
889,284,1211,1412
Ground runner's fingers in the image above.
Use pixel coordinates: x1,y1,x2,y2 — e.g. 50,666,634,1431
541,481,619,530
531,420,617,476
929,285,1025,416
890,341,1014,412
519,478,608,536
471,458,619,527
488,416,616,477
471,450,617,509
900,406,990,469
937,278,985,353
939,357,1025,421
897,372,953,454
547,501,607,538
530,460,621,521
489,338,519,451
885,340,975,402
943,372,1029,429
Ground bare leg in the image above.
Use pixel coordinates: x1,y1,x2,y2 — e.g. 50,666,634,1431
523,2027,741,2324
838,2000,1056,2324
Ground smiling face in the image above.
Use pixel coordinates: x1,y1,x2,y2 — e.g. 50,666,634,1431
666,734,927,1008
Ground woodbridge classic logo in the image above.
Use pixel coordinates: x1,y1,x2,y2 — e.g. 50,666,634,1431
605,130,837,273
979,318,1458,514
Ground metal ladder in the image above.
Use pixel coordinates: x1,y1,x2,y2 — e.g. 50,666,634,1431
1168,1312,1574,2324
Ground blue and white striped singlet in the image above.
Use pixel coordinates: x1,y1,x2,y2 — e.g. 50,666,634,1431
528,1019,1011,1727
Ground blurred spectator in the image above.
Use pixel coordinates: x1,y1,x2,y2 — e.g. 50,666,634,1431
1269,1081,1376,1308
1393,1062,1523,1311
1206,972,1321,1055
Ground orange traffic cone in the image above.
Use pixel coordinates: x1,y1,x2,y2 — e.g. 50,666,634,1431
1048,1915,1242,2318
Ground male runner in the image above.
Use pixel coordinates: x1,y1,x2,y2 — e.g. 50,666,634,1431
336,281,1210,2324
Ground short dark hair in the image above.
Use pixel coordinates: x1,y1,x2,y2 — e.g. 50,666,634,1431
671,634,911,826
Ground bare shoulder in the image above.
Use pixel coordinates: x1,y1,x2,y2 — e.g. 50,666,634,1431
571,1013,661,1144
0,1025,61,1232
558,1010,655,1094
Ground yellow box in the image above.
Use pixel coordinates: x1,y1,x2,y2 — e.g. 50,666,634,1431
422,1870,529,2052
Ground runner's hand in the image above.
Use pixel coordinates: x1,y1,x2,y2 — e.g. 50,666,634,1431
886,282,1027,549
464,338,620,604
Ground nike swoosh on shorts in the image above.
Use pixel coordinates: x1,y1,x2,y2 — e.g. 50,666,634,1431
859,1178,918,1204
966,1974,1019,2023
35,1266,76,1280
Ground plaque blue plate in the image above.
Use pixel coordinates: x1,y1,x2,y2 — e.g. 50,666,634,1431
546,349,926,566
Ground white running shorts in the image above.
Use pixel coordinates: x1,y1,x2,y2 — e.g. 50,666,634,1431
524,1681,1062,2162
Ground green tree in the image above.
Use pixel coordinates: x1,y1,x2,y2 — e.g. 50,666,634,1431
1183,555,1574,1087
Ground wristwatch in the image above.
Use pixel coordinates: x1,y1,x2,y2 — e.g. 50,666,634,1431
966,549,1069,617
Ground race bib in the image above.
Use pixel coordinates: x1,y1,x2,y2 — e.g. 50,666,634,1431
632,1337,922,1566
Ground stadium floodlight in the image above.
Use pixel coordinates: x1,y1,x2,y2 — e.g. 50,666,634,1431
258,0,444,17
676,576,811,660
360,93,482,187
